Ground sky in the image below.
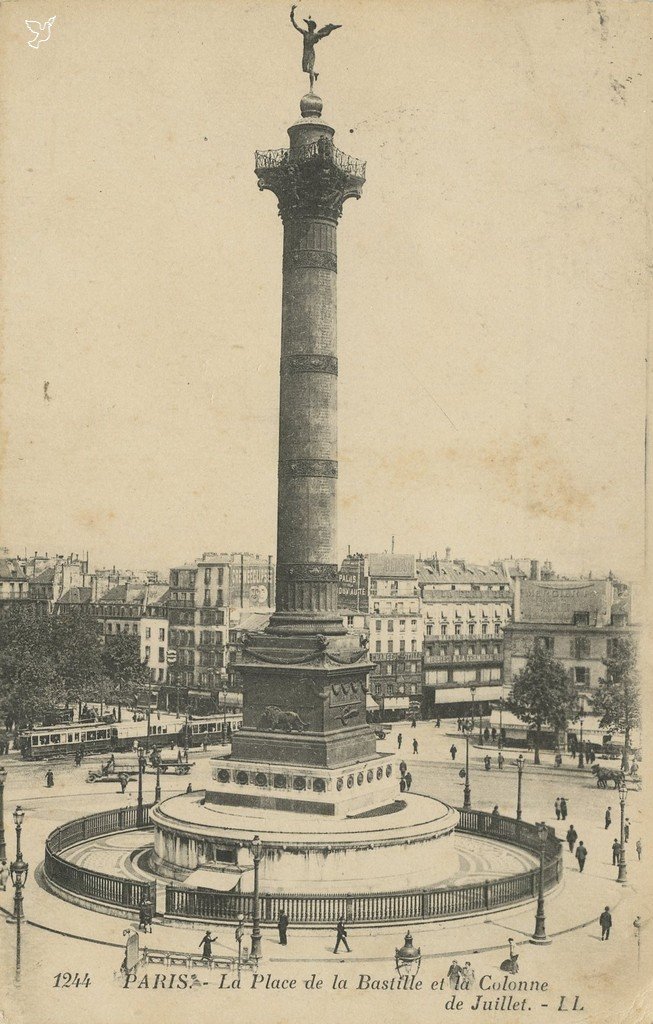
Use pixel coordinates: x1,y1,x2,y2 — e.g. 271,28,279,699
0,0,648,579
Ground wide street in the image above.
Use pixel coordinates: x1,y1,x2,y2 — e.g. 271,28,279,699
0,721,648,1024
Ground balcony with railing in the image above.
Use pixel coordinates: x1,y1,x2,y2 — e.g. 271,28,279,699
255,140,366,182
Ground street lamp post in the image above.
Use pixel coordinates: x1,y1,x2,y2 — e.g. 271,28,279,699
235,914,245,976
463,729,472,809
617,778,628,884
578,702,585,769
8,806,28,982
222,682,228,745
531,821,552,944
0,765,7,862
498,697,504,751
250,834,263,960
470,685,476,739
137,746,145,824
516,754,525,821
395,930,422,977
154,760,162,804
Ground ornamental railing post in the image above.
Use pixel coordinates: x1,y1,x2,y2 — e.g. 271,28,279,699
483,879,490,910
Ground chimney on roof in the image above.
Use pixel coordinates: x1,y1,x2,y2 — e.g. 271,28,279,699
445,547,452,561
530,560,540,580
391,535,395,555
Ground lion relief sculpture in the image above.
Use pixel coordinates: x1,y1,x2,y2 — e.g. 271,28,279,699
258,705,307,733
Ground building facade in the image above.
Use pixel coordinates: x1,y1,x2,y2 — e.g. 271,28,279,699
164,553,274,715
419,556,512,718
503,575,636,703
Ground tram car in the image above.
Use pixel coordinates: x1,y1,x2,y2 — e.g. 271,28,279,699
178,714,242,749
19,712,242,760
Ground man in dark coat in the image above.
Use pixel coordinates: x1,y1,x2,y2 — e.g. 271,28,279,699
575,841,588,872
566,825,578,853
412,739,419,755
450,744,457,761
199,930,217,959
560,797,568,820
278,909,289,945
447,960,462,990
333,916,350,954
599,906,612,941
405,771,412,792
605,806,612,830
612,838,621,866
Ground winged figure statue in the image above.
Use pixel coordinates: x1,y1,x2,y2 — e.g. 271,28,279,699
290,6,342,90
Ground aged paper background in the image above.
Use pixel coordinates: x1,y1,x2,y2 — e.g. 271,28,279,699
0,1,650,1022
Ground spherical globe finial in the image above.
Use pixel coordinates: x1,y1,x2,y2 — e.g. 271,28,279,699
300,92,323,118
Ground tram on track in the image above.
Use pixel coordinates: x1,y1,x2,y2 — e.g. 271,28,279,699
19,712,242,760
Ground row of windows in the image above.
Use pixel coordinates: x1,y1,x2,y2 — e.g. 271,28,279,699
371,683,419,697
374,639,418,654
426,622,502,637
374,619,418,632
425,645,502,662
105,622,138,635
144,645,166,663
372,662,420,675
144,627,166,641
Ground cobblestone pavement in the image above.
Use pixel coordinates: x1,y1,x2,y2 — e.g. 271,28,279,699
0,724,649,1024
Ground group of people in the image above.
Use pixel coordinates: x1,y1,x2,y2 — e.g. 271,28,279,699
447,959,475,989
396,733,419,755
554,796,569,820
398,760,412,792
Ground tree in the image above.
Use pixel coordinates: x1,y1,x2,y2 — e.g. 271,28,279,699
592,635,640,770
0,609,65,729
52,614,104,716
508,644,578,764
102,633,150,722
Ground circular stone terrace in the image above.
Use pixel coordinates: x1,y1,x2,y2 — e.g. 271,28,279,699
43,801,562,927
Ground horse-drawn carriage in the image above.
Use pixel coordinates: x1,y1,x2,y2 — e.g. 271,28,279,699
591,764,641,790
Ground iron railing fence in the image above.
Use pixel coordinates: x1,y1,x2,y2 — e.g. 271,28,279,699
44,804,562,926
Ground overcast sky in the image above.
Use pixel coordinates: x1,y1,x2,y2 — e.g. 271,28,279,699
0,0,647,579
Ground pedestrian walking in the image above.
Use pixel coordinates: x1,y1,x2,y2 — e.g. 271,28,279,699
177,749,183,764
412,739,419,755
186,782,193,793
484,754,491,771
450,744,457,761
399,776,406,793
605,807,612,830
138,895,153,933
333,916,350,954
278,908,289,945
456,718,462,733
491,805,500,819
624,819,630,843
199,930,217,959
491,727,497,743
447,960,462,990
636,838,642,861
566,824,578,853
118,773,129,795
483,727,490,744
436,717,441,728
576,841,587,873
411,717,417,729
0,861,8,891
46,769,54,788
554,797,561,821
560,797,568,821
498,752,505,770
397,733,402,750
399,760,407,776
404,770,412,792
599,906,612,941
554,752,562,768
612,838,620,866
461,962,476,988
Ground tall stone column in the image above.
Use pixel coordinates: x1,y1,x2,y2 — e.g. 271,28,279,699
256,93,365,636
229,93,374,773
